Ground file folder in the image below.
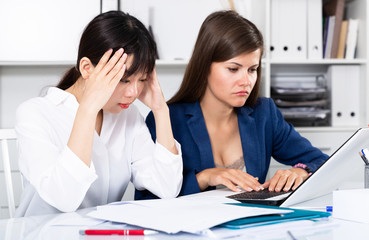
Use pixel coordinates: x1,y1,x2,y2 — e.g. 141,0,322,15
307,0,323,59
221,203,331,229
323,0,346,58
324,16,336,59
327,65,360,126
345,19,359,59
270,0,307,60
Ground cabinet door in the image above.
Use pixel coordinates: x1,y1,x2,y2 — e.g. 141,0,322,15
0,0,100,61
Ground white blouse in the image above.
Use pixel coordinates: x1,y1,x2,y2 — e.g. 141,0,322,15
14,87,183,217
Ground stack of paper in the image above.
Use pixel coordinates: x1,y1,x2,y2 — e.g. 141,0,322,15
87,198,291,234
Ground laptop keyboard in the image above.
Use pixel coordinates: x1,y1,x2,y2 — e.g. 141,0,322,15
227,189,292,200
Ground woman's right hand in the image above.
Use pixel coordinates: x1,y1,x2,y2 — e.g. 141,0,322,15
80,48,127,114
195,168,263,192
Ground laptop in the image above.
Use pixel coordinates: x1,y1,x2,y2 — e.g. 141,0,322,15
227,127,369,207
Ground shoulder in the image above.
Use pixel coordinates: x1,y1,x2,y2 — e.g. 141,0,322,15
16,97,51,121
168,102,200,117
238,97,277,116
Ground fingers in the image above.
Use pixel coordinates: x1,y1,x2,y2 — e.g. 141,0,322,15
268,170,288,192
94,49,113,73
106,52,128,86
216,169,263,192
291,177,304,190
222,180,242,193
95,48,125,77
268,169,305,192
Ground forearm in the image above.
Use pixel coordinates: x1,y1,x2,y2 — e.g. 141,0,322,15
152,105,178,154
67,105,98,166
196,170,209,191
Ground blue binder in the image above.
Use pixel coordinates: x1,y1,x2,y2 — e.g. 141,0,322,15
220,203,331,229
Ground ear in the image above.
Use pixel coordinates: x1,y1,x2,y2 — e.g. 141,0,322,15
79,57,94,79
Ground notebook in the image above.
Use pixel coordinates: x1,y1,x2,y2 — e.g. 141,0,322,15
227,127,369,207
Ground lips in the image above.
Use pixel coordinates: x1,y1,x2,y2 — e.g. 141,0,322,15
119,103,130,109
235,91,249,96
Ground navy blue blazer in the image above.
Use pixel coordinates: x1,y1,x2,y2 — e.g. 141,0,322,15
135,97,329,200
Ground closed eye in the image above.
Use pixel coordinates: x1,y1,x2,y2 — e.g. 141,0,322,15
228,67,238,73
139,78,147,82
120,79,130,83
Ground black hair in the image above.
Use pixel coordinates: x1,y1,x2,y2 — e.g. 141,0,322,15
57,11,157,90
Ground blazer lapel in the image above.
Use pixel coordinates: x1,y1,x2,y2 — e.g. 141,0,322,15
185,102,215,170
237,107,263,179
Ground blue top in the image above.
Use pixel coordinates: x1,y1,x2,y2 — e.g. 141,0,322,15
135,97,329,199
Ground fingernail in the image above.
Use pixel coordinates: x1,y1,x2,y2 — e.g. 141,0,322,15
259,186,264,190
247,187,253,192
255,187,260,191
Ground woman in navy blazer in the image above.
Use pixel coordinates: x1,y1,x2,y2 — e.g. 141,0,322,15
135,10,328,199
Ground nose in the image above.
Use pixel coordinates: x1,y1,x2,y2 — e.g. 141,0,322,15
239,70,251,86
125,81,138,98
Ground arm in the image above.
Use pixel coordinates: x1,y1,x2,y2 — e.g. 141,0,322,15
68,49,127,166
15,101,97,212
15,49,128,212
263,99,329,191
130,108,182,199
138,69,177,154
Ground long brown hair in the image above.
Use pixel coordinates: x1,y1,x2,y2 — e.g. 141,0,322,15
168,10,264,106
57,11,157,90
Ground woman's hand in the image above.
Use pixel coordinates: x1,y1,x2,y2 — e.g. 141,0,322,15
80,48,128,114
138,68,167,113
196,168,263,192
262,168,309,192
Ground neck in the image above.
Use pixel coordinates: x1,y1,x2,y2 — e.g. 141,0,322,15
200,96,236,125
65,77,84,104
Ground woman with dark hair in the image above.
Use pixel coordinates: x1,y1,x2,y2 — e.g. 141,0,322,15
14,11,182,217
136,10,328,199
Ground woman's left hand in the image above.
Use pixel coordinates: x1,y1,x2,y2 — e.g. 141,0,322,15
138,68,166,112
262,168,309,192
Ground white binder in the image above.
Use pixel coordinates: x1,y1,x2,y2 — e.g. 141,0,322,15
327,65,360,126
307,0,323,59
345,19,359,59
270,0,307,60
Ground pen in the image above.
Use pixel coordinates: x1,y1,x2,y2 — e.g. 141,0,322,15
360,149,369,165
287,230,298,240
326,206,333,212
79,229,159,236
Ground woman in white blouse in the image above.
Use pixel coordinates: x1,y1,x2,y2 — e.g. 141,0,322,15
14,11,183,217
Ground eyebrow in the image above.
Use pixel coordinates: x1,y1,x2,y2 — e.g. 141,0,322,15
228,62,259,68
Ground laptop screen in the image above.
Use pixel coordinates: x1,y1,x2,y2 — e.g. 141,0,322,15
228,128,369,207
281,127,369,207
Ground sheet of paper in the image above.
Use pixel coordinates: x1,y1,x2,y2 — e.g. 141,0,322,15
210,219,339,239
88,198,291,234
48,212,107,226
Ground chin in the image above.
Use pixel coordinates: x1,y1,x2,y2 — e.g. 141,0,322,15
232,101,247,108
104,107,122,114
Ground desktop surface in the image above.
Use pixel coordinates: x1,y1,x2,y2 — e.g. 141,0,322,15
1,189,369,240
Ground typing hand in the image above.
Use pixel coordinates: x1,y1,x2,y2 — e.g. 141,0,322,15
196,168,263,192
262,168,309,192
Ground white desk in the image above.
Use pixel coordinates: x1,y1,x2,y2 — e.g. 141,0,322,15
1,189,369,240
